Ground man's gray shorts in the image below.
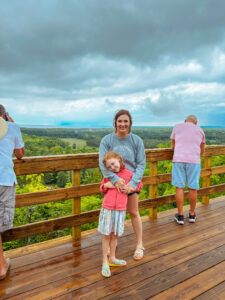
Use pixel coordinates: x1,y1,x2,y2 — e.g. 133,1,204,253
0,185,16,233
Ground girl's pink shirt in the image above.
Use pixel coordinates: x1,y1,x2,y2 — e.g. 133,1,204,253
100,166,143,211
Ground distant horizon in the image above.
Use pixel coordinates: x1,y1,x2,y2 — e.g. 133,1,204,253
19,124,225,129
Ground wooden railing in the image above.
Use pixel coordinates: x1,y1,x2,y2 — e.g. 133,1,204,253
2,145,225,243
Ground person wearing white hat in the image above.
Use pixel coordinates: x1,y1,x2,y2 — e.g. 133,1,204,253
0,104,25,280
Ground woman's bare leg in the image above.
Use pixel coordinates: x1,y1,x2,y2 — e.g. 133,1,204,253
127,193,143,259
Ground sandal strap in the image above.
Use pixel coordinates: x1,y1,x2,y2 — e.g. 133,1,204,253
102,265,110,271
109,259,127,266
102,265,111,277
134,246,145,258
135,246,145,252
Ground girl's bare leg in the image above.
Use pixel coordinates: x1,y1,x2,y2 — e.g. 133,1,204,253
102,234,110,266
109,233,118,262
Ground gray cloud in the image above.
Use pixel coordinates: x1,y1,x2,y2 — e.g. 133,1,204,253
143,94,182,117
0,0,225,126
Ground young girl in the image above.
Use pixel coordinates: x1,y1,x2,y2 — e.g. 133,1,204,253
98,152,143,277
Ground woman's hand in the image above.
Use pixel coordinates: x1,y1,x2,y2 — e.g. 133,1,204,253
121,184,135,194
115,178,125,192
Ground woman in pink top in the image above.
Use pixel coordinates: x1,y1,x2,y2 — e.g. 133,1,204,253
98,151,142,277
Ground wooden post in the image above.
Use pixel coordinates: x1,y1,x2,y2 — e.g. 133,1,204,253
149,161,158,218
72,169,81,240
202,156,211,205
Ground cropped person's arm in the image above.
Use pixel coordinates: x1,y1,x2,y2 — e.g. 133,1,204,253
200,142,205,156
13,121,25,159
14,147,25,159
171,139,175,149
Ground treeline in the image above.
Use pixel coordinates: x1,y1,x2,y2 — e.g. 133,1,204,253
4,129,225,250
21,127,225,149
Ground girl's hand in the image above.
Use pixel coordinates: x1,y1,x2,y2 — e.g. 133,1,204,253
115,178,125,193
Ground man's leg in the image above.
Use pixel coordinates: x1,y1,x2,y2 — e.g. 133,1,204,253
176,187,185,215
0,185,15,278
187,163,201,221
0,234,8,277
172,163,186,224
189,188,197,215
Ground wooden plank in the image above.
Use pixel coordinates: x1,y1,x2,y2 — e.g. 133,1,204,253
204,145,225,156
34,218,225,300
202,156,211,205
7,197,225,267
15,169,225,207
2,206,225,300
2,210,100,242
194,281,225,300
151,261,225,300
15,183,100,207
139,183,225,210
149,162,158,218
72,169,81,240
142,173,171,185
201,165,225,177
13,153,99,175
13,146,225,176
142,164,225,186
146,148,173,162
4,183,225,242
24,235,225,300
105,246,225,300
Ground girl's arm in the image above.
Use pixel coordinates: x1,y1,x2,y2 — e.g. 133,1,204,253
104,181,115,189
100,178,115,193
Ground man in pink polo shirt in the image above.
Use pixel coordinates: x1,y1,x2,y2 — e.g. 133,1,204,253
171,115,205,225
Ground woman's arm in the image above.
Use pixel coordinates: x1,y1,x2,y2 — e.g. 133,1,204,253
128,137,146,189
99,136,121,185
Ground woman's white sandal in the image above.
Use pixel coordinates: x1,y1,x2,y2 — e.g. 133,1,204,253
133,246,145,260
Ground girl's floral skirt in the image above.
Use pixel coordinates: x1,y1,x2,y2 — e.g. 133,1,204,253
98,208,126,236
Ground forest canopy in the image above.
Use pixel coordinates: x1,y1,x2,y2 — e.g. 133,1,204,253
4,127,225,250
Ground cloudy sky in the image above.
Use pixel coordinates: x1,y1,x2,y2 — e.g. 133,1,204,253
1,0,225,127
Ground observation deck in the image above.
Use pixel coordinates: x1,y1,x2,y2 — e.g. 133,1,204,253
1,146,225,299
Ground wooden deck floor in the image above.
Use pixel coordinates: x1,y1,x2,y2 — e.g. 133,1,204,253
1,197,225,300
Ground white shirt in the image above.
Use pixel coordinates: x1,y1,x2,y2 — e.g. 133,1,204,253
0,122,24,186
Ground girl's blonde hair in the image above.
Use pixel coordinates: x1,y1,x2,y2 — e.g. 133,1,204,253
102,152,125,171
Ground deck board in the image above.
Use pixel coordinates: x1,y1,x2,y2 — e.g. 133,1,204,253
1,197,225,300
